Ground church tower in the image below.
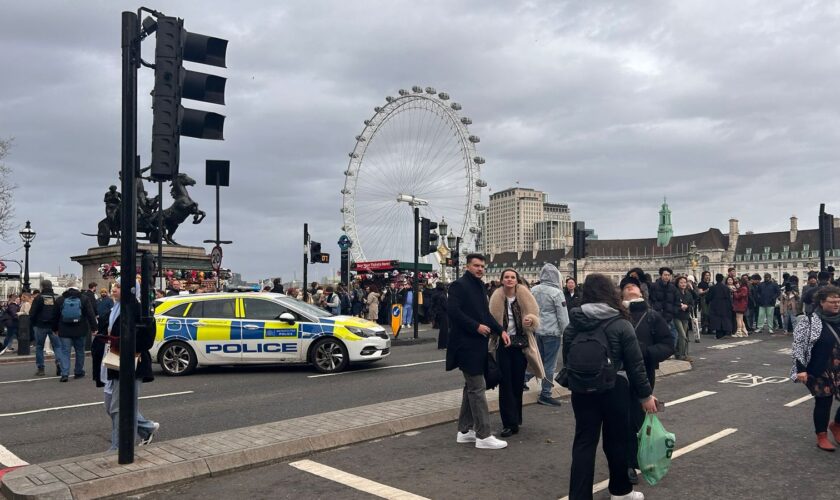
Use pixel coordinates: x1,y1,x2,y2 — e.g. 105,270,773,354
657,198,673,247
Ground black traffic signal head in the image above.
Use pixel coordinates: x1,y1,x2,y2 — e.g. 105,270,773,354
151,16,228,182
572,221,587,259
310,241,322,264
420,218,439,256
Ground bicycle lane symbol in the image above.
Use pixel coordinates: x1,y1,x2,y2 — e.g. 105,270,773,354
718,373,789,388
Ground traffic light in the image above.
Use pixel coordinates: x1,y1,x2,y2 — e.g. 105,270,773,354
151,16,227,181
310,241,322,264
420,218,439,256
573,221,587,259
820,211,835,252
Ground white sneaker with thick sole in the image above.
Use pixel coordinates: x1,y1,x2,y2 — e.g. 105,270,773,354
475,435,507,449
139,422,160,446
610,491,644,500
456,430,476,443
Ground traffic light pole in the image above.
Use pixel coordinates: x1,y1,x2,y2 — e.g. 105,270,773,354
157,181,164,290
118,10,139,465
413,207,419,339
303,223,309,303
573,258,578,284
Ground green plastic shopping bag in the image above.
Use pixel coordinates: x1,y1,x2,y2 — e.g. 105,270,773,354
637,413,675,486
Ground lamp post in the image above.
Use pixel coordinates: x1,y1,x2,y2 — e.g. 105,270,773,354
396,194,428,340
687,241,699,278
19,220,36,293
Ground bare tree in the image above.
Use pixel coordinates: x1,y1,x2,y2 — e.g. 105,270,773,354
0,138,16,240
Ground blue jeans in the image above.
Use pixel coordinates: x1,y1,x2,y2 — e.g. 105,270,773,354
668,320,678,347
105,379,158,450
2,324,18,349
535,335,561,399
34,326,61,369
403,305,413,325
59,337,86,377
783,311,797,332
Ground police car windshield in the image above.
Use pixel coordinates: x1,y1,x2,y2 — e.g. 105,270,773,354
279,297,333,317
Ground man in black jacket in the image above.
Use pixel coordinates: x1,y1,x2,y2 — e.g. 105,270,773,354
621,276,674,484
648,267,679,346
29,280,62,376
446,253,509,450
52,280,98,382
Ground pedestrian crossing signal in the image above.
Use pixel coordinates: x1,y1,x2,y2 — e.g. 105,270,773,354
318,253,330,264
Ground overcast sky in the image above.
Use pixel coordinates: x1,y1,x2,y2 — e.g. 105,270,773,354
1,0,839,283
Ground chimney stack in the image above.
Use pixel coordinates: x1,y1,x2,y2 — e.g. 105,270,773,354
790,216,798,243
728,218,739,252
835,217,840,229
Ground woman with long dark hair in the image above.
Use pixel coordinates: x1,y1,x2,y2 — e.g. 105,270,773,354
563,274,657,500
489,269,544,437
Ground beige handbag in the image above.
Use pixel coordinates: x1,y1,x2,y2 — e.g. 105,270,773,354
103,344,139,371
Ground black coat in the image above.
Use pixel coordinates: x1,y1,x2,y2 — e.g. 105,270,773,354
446,272,503,375
648,279,679,322
51,289,98,338
706,282,734,333
563,288,581,312
628,301,674,377
106,299,156,383
675,288,696,321
30,290,58,328
562,307,652,399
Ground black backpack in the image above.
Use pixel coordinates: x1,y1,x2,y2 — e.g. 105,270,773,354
558,316,621,394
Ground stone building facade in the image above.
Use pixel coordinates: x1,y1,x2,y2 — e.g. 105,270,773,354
484,216,840,286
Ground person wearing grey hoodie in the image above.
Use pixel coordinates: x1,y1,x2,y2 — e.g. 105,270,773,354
528,263,569,406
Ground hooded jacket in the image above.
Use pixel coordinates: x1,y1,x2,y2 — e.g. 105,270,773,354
30,287,59,328
562,304,652,400
648,278,679,322
756,279,781,307
627,300,674,379
530,264,569,337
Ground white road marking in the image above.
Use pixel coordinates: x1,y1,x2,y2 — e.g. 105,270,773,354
784,395,813,407
776,348,792,355
0,376,61,385
290,459,430,499
0,391,194,417
664,391,716,407
706,339,762,350
558,428,738,500
718,373,788,387
671,428,738,459
308,360,445,378
0,444,28,467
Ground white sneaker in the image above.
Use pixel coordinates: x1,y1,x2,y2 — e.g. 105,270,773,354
475,434,507,449
0,347,6,356
456,430,476,443
139,422,160,446
611,491,644,500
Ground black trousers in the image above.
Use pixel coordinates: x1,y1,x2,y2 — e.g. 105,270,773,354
497,343,527,429
814,396,840,433
436,313,449,349
569,376,633,500
628,368,656,467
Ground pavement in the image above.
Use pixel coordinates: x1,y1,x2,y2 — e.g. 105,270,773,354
0,351,691,499
134,332,835,500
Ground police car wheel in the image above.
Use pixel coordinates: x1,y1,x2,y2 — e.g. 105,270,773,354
311,338,349,374
159,341,197,376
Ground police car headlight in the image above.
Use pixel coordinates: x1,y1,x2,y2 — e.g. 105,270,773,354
346,326,376,337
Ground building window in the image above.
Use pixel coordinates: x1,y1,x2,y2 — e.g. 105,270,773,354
803,244,810,252
783,245,790,252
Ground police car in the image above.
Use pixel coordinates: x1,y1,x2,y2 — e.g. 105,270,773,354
149,292,390,376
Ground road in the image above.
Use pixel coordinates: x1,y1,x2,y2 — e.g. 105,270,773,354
0,327,447,466
139,333,834,500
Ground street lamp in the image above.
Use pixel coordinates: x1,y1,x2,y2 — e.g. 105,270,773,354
447,233,457,250
687,241,699,277
438,218,448,240
19,220,35,293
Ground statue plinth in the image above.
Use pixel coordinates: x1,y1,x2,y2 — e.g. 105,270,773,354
71,244,212,288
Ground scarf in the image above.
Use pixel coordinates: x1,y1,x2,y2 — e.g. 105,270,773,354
817,309,840,327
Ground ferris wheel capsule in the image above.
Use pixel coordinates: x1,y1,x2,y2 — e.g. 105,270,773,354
461,117,472,125
438,92,449,100
425,87,437,94
412,86,423,93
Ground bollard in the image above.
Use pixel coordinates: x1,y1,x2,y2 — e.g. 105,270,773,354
17,315,31,355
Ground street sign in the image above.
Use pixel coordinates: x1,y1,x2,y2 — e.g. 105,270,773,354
390,304,403,338
337,234,353,251
0,261,6,273
210,245,223,271
0,273,20,280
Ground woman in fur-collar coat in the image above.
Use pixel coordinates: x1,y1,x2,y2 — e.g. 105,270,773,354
489,269,545,437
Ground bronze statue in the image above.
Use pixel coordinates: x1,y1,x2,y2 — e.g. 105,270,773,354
85,172,204,246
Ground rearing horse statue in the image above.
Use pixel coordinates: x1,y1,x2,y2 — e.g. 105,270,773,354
156,173,206,245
